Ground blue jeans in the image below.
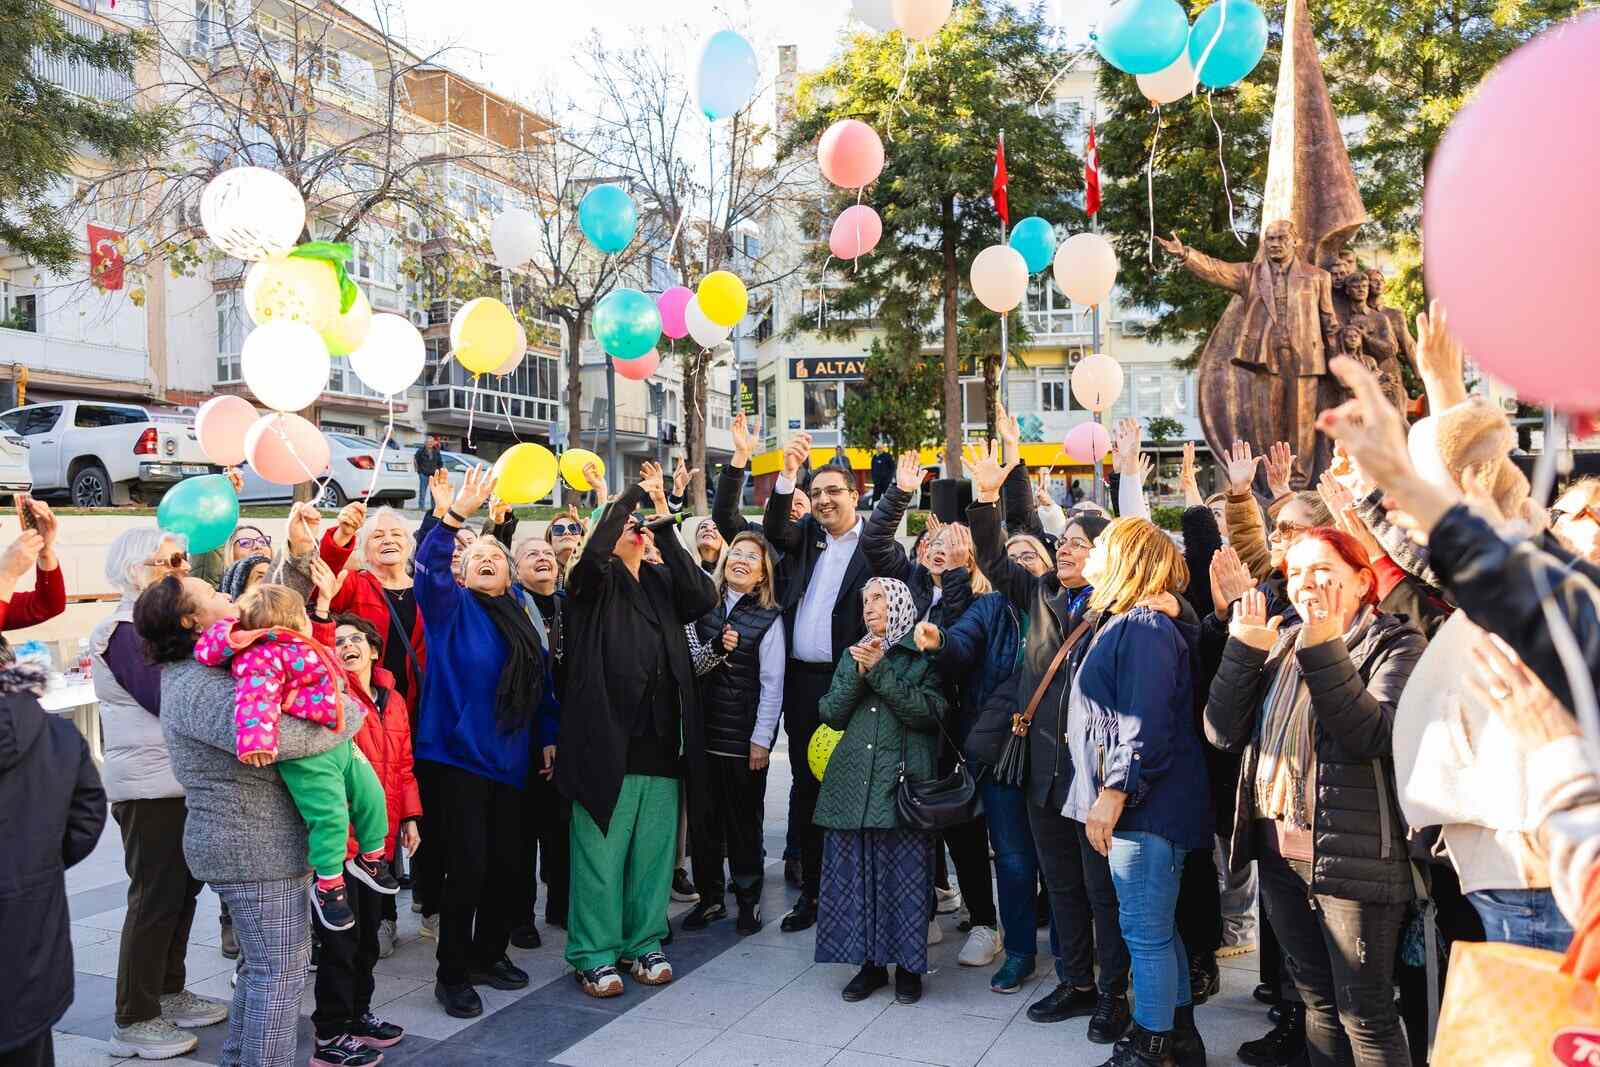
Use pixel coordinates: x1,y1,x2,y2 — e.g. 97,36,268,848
982,781,1041,962
1469,888,1574,952
416,473,430,508
1107,830,1191,1032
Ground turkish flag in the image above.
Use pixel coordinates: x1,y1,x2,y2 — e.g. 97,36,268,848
1084,125,1102,217
88,224,125,290
992,132,1009,227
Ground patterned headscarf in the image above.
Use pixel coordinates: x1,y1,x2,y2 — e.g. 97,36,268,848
865,576,918,650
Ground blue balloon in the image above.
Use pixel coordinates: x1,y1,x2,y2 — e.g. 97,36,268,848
157,474,239,555
696,30,760,121
593,288,662,360
578,185,637,254
1009,217,1057,274
1095,0,1190,75
1188,0,1268,88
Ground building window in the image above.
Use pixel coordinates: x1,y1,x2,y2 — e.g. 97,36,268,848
760,375,777,444
960,380,987,426
0,283,39,334
803,381,841,432
320,420,363,435
1040,371,1067,412
216,289,244,382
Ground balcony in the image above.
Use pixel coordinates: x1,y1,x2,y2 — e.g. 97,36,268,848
1022,308,1093,344
33,8,137,106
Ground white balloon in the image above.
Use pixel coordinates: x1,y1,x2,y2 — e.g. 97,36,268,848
489,207,540,271
891,0,953,40
1137,49,1195,105
685,296,732,349
492,323,529,376
1407,415,1453,489
1071,353,1124,413
970,244,1029,313
349,313,425,397
200,167,306,261
241,321,331,412
853,0,897,31
1053,232,1120,306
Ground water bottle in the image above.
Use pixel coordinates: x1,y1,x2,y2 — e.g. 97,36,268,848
75,638,92,682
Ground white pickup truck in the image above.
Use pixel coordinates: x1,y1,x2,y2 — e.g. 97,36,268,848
0,401,221,507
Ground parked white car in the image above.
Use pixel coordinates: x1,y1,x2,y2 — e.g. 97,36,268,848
0,432,31,502
236,431,415,509
0,401,218,506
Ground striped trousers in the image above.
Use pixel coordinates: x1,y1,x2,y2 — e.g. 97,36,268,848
212,875,312,1067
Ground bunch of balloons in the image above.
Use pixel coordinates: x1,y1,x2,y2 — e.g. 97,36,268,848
818,119,888,266
969,220,1119,315
1096,0,1267,94
654,270,750,355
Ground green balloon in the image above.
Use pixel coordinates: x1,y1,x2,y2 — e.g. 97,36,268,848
157,474,240,556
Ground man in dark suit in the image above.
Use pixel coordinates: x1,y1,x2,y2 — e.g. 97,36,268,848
761,431,900,932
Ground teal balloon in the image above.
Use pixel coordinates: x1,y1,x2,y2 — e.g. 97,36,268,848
578,185,637,254
1009,217,1057,274
696,30,760,121
1095,0,1190,75
1188,0,1268,88
157,474,239,555
593,288,661,359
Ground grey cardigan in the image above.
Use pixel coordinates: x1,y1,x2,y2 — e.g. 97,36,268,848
160,658,362,884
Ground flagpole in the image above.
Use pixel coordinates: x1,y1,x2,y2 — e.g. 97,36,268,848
1088,106,1105,508
998,130,1009,432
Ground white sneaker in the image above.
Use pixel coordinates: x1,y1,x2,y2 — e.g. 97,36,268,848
631,951,674,986
927,917,944,945
958,925,1003,967
108,1018,199,1059
935,886,962,914
419,913,439,940
159,989,228,1028
377,918,397,958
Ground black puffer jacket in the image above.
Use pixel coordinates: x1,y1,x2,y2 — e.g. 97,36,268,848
694,594,781,758
1205,611,1425,904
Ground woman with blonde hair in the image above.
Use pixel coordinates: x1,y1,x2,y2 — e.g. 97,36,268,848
1069,517,1212,1067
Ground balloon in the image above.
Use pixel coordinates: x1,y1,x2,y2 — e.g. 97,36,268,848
240,321,330,412
853,0,896,31
1065,420,1113,463
970,244,1029,313
817,119,885,189
1407,416,1453,489
891,0,952,41
658,286,694,340
1423,11,1600,411
593,288,661,359
1188,0,1269,89
450,297,520,375
199,167,306,261
321,288,372,357
1137,50,1195,105
194,395,258,467
684,296,732,349
244,412,331,485
559,448,605,492
1071,353,1125,413
157,474,239,555
697,271,748,327
489,206,540,270
1008,216,1056,274
616,349,661,381
1095,0,1189,75
696,30,760,121
1053,232,1119,306
493,443,558,504
492,323,528,376
808,724,844,780
829,205,884,260
577,184,637,254
349,312,425,396
243,255,341,332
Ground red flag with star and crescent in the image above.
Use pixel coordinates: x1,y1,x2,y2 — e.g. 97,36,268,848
1084,125,1102,218
992,132,1009,227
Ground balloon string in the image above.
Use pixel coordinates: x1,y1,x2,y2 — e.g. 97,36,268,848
466,374,479,448
1031,44,1092,118
887,42,916,142
363,396,393,502
1189,0,1226,96
817,256,833,330
1147,105,1162,265
705,125,714,277
496,391,524,443
1206,90,1248,246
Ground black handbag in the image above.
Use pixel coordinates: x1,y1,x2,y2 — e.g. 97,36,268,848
895,717,983,832
991,619,1091,788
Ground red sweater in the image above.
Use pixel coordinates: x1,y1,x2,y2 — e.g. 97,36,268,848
0,565,66,632
319,528,427,706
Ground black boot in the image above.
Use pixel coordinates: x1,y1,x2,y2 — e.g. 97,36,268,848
1238,1002,1306,1067
1171,1005,1207,1067
734,888,763,935
1098,1023,1174,1066
681,899,728,930
781,895,817,932
841,962,888,1002
1188,954,1220,1006
894,966,923,1005
1087,991,1133,1044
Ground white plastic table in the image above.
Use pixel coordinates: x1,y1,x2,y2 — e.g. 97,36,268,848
40,677,101,763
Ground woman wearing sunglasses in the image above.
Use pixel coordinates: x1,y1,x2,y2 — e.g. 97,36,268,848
543,512,587,590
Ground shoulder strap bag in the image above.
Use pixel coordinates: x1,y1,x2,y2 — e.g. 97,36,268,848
895,713,983,832
991,619,1091,788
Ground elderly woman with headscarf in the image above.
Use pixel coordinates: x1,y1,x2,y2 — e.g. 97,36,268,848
813,575,947,1006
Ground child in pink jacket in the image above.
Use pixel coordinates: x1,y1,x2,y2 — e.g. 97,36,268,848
195,583,397,932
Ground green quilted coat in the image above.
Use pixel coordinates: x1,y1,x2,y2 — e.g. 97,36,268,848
813,632,946,831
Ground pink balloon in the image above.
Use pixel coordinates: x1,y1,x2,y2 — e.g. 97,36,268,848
1064,421,1112,464
1423,11,1600,410
616,349,661,381
243,412,331,486
817,119,885,189
194,394,258,466
657,286,694,340
829,205,883,260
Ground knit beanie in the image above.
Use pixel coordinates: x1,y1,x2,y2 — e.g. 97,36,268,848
220,554,271,601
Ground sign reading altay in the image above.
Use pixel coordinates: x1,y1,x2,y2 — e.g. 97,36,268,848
789,356,866,381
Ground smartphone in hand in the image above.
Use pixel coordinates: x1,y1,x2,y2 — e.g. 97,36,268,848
17,494,36,532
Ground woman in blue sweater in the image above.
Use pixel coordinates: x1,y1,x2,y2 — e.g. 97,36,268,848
414,465,557,1020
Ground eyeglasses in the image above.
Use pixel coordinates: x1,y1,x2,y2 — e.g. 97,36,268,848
147,551,189,570
232,535,271,551
809,485,854,502
1008,549,1044,565
333,632,371,649
624,513,647,532
1063,537,1093,551
726,549,764,563
549,522,583,536
1550,503,1600,527
1272,519,1309,540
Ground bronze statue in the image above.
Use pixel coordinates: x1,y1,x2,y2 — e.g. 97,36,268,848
1366,268,1418,375
1327,249,1359,321
1334,320,1406,415
1158,220,1337,488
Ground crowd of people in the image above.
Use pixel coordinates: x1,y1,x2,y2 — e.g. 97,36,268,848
7,300,1600,1067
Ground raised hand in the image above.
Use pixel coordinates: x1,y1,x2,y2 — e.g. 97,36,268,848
996,399,1021,459
962,439,1017,502
582,462,608,507
24,497,57,555
1209,545,1254,618
913,621,944,652
452,464,497,518
781,432,812,477
1155,232,1188,260
1224,440,1262,495
309,557,348,612
287,501,321,555
1415,299,1468,409
849,638,886,674
1299,581,1345,648
1229,588,1282,651
1264,442,1295,497
895,450,922,494
638,461,666,504
1113,418,1143,478
428,468,452,519
1134,454,1153,488
224,467,245,494
730,413,761,465
672,458,700,500
333,500,367,548
489,496,512,524
1179,440,1203,507
0,531,43,582
1465,631,1578,752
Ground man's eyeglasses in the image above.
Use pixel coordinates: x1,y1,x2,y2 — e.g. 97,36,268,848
549,522,583,536
809,485,853,502
232,535,271,551
147,551,189,570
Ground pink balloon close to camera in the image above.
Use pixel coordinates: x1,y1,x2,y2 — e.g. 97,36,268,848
194,394,258,466
657,286,694,340
1065,421,1112,464
818,119,885,189
617,350,661,381
829,205,883,260
244,412,330,486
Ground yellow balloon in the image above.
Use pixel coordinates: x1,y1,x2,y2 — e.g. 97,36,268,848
491,443,558,504
451,297,519,375
244,256,340,332
559,448,605,492
321,288,372,357
808,725,844,781
696,271,748,328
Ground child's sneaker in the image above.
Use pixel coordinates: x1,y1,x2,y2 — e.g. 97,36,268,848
576,964,624,998
346,854,400,895
311,880,356,931
309,1033,384,1066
